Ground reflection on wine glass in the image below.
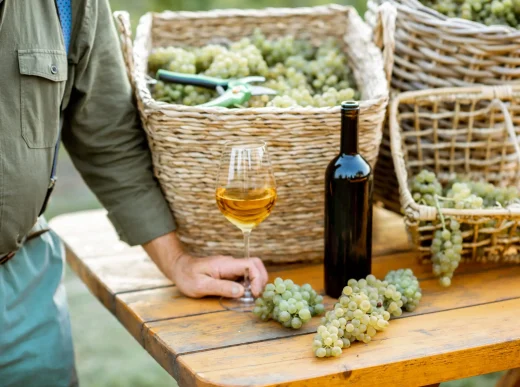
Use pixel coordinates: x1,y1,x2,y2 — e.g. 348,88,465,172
215,140,277,312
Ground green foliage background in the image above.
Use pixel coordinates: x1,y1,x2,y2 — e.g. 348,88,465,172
45,1,503,386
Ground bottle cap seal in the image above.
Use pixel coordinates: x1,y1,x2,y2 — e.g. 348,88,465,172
341,101,359,110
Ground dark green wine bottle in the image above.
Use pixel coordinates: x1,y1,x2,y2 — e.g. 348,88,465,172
324,101,373,298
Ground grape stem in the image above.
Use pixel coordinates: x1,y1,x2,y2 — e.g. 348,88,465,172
433,194,447,231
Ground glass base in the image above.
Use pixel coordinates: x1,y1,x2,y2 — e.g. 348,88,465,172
219,287,255,312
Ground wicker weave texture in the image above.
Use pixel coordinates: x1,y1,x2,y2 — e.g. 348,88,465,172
114,5,390,264
390,85,520,264
367,0,520,214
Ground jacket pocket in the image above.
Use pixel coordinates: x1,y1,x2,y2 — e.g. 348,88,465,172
18,49,67,149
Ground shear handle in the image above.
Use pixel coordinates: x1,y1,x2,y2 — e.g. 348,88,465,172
156,70,228,90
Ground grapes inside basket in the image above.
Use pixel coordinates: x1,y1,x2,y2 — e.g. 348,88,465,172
147,29,360,108
419,0,520,27
410,169,520,287
389,85,520,289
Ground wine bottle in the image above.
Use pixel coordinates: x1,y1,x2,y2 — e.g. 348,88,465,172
324,101,373,298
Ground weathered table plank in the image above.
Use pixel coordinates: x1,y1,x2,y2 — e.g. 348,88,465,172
142,263,520,377
115,254,511,344
49,207,520,387
177,298,520,387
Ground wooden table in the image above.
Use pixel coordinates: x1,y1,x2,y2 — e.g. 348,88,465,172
49,207,520,387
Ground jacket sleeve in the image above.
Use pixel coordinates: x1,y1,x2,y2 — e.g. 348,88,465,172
61,0,176,246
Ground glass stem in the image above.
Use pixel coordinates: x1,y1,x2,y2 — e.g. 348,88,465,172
243,230,251,290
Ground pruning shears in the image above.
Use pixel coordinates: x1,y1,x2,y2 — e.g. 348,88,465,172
155,69,277,108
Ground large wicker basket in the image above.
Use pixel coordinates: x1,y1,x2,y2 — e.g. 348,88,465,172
390,84,520,264
367,0,520,214
113,5,391,264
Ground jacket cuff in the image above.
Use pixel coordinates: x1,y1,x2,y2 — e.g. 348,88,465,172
106,188,176,246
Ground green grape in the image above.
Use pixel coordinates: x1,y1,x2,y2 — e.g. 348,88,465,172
315,347,327,358
291,317,303,329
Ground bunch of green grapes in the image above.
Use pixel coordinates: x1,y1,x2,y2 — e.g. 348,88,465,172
420,0,520,28
230,38,269,76
253,278,325,329
313,87,356,108
431,219,463,287
444,182,484,209
313,271,422,358
152,81,215,105
410,169,443,206
164,47,197,74
205,51,250,79
194,44,228,73
384,269,423,312
307,39,354,93
313,287,389,357
467,181,520,207
251,29,299,66
148,28,359,108
148,47,179,73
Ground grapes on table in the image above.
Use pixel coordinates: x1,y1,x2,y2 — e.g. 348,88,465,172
147,29,359,108
252,278,325,329
313,270,422,358
384,269,423,311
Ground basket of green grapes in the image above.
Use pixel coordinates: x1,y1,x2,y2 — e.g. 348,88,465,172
112,5,391,264
366,0,520,215
367,0,520,92
390,84,520,287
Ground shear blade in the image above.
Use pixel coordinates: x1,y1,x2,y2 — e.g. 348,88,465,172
250,86,278,96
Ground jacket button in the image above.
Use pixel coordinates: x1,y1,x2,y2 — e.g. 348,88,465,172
50,64,58,74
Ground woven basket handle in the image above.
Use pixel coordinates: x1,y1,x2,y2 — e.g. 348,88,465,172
113,11,136,92
388,93,421,220
391,85,520,222
373,2,397,88
491,98,520,164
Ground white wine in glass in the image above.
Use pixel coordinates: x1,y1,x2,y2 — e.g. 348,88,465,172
215,140,277,311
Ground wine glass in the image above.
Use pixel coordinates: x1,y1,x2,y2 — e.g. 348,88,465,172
215,140,277,311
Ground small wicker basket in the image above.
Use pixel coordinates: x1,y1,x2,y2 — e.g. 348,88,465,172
113,5,392,264
390,84,520,264
366,0,520,214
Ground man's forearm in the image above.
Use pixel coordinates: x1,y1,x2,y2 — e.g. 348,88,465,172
142,231,184,281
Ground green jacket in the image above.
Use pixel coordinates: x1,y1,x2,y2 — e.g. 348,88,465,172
0,0,176,254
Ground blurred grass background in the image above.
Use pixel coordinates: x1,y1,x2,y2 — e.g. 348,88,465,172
44,0,504,385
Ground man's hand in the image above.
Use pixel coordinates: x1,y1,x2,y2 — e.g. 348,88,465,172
142,232,269,298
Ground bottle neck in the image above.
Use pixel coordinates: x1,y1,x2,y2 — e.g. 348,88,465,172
340,108,359,155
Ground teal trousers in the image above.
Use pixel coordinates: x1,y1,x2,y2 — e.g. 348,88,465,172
0,218,77,387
